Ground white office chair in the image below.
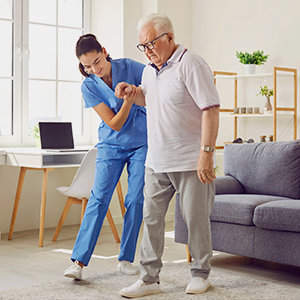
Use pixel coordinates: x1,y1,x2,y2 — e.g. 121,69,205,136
52,148,125,243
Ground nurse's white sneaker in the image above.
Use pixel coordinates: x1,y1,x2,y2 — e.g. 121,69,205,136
119,279,162,298
118,260,138,275
64,260,83,280
185,277,211,294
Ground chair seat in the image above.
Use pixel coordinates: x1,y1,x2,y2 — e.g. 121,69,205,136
55,186,88,199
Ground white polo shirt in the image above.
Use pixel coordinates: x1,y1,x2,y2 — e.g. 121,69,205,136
140,44,220,173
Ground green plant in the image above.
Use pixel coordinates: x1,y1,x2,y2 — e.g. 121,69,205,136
29,124,40,141
257,85,274,98
236,50,269,65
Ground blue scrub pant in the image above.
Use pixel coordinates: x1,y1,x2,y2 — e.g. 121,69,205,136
71,145,146,266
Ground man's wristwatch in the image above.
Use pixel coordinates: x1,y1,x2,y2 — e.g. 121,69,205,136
201,145,215,152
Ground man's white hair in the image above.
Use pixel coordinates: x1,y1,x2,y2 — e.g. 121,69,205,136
137,13,174,36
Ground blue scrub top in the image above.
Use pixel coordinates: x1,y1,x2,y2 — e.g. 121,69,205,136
81,58,147,150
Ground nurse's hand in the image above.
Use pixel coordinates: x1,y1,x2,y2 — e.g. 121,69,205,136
115,82,132,99
115,82,146,107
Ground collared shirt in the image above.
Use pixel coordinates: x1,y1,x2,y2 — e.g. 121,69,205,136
82,58,147,151
140,44,220,172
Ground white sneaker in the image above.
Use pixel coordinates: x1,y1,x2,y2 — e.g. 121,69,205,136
64,261,82,280
119,279,162,298
118,260,138,276
186,277,211,294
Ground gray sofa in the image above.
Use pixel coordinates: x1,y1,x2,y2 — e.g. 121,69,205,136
174,140,300,267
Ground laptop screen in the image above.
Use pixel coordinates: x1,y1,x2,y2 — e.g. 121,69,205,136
39,122,74,150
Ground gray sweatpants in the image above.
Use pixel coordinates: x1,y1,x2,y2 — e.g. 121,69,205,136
139,167,215,284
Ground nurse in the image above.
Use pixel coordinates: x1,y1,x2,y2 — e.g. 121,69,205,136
64,34,147,280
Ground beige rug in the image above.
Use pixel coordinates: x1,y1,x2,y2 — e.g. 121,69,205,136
1,262,299,300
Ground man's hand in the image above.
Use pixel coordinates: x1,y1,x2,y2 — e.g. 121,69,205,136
115,82,146,106
197,152,216,184
115,82,133,99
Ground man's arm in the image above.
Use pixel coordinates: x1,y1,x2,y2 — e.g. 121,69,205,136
197,106,220,184
115,82,146,106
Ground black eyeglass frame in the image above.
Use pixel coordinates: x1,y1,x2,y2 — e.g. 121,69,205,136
137,33,168,52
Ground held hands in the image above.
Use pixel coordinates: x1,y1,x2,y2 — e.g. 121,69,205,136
115,82,136,104
197,152,216,184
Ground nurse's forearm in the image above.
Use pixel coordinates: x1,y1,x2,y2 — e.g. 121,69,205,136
108,101,133,131
93,101,133,132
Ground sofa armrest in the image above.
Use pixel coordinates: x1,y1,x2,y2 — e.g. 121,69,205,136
215,175,245,195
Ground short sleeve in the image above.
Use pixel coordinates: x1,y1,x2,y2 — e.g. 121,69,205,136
185,63,220,110
81,79,102,108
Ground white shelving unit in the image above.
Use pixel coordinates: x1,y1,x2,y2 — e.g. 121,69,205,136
214,66,297,148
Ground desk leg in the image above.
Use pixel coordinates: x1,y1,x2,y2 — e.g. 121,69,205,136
8,167,27,240
39,168,49,247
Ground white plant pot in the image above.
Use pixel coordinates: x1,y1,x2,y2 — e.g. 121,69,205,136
244,64,256,75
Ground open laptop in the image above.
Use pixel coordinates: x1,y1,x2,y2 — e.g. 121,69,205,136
39,122,87,152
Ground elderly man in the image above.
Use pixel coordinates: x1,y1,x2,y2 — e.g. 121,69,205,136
115,13,220,298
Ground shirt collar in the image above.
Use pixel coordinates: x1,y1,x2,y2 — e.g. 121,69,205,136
167,44,187,64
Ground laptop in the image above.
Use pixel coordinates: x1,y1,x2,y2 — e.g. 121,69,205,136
39,122,87,152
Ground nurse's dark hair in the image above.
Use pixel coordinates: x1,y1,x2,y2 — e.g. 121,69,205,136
76,33,111,77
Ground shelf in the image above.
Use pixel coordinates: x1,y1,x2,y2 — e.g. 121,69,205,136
221,112,295,117
214,66,297,146
214,72,295,80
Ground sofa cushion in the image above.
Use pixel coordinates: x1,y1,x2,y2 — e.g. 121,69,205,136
211,194,286,225
253,200,300,233
223,140,300,199
215,175,245,195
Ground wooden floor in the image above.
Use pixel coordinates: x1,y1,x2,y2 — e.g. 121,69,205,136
1,222,300,292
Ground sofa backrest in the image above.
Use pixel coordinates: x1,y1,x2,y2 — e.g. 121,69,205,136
223,140,300,199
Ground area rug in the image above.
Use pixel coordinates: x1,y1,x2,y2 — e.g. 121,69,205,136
1,262,299,300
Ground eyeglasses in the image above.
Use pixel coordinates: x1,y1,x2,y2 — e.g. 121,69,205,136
137,33,168,52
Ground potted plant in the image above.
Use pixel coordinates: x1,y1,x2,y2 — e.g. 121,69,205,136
236,50,269,74
257,85,274,114
29,124,41,147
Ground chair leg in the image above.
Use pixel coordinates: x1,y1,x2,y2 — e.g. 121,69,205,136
186,245,192,262
106,208,120,243
116,180,126,218
52,197,74,242
81,198,88,223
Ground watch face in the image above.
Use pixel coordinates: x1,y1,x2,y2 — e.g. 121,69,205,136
202,146,214,152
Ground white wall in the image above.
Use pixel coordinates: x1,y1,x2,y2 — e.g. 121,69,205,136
192,0,300,145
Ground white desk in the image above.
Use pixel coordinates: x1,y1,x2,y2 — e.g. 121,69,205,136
1,147,90,247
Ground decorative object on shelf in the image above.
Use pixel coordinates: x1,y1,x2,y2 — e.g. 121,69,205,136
247,138,254,143
234,107,239,114
269,135,273,142
260,135,267,142
240,107,246,113
254,107,260,114
29,124,40,148
233,137,243,143
236,50,269,74
247,107,253,113
257,85,274,114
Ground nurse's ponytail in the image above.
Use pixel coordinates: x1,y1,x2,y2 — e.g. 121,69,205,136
76,34,111,77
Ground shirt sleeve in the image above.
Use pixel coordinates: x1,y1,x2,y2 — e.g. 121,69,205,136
81,79,102,109
185,63,220,110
